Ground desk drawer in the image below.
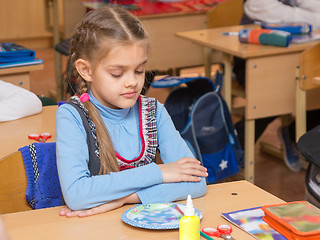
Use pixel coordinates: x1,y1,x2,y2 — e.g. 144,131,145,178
1,73,31,90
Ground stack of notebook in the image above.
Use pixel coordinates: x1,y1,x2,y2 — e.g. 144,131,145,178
0,42,43,69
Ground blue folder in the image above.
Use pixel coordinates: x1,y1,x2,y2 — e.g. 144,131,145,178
0,42,36,62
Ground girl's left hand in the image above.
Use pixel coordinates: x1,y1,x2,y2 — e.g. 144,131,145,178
59,193,140,217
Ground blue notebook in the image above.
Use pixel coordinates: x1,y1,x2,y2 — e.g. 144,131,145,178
291,33,320,43
0,58,43,69
260,22,312,35
0,42,36,62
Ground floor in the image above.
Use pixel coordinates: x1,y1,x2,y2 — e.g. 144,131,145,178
30,48,307,203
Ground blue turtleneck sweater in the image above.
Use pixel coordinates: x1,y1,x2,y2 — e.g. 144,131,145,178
56,92,206,210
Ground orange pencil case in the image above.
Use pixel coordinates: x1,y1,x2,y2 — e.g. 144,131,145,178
262,201,320,240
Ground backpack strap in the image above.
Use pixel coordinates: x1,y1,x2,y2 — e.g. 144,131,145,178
68,96,101,176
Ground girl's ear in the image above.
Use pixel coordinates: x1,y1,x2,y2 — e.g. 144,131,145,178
75,59,93,82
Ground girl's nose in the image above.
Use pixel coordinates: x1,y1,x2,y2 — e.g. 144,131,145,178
124,75,138,88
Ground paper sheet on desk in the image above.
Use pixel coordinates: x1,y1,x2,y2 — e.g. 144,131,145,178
291,33,320,44
221,207,287,240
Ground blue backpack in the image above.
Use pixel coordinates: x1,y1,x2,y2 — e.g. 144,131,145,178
151,73,244,184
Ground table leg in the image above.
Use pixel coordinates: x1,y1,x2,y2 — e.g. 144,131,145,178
295,69,306,142
204,47,212,78
245,118,255,183
52,0,63,101
222,53,232,109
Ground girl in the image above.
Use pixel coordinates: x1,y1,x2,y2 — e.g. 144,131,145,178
56,6,207,218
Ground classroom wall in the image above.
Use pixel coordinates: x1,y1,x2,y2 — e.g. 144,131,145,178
0,1,220,73
62,0,87,38
0,0,86,49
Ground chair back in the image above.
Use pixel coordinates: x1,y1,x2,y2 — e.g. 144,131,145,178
0,151,32,214
204,0,244,95
207,0,244,28
295,42,320,141
299,43,320,90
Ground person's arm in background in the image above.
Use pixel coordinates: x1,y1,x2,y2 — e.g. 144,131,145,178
0,80,42,122
297,0,320,13
244,0,320,30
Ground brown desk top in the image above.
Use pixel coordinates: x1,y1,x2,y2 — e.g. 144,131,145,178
0,105,57,159
176,25,319,58
3,180,284,240
0,64,44,75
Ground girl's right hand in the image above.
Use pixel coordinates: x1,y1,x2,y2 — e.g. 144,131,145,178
59,200,125,218
158,157,208,183
59,193,140,218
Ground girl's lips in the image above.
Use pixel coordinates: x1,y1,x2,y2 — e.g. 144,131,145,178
122,91,137,98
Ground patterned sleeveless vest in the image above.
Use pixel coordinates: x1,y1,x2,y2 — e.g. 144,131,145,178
68,95,158,175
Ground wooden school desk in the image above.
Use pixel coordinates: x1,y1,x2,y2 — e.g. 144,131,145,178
0,105,57,159
0,64,44,91
2,180,284,240
176,25,320,183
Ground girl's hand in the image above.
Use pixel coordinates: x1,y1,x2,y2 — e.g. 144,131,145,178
59,193,140,218
158,157,208,183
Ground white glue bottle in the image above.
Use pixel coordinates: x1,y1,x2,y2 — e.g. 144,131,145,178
179,195,200,240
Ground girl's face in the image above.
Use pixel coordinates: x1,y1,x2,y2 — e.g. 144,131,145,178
80,43,147,109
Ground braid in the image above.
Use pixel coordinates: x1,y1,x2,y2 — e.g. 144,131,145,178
68,5,149,174
78,77,88,95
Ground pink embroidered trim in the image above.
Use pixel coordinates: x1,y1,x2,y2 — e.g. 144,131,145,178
115,96,145,163
80,93,89,103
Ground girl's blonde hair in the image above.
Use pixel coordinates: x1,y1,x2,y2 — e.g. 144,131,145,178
69,6,149,174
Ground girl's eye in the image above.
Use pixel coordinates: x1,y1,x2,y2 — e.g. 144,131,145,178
135,70,145,74
111,73,122,78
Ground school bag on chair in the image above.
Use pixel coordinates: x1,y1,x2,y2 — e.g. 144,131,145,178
297,124,320,208
151,73,244,184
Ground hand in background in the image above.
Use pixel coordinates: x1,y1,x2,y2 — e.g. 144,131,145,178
158,157,208,183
